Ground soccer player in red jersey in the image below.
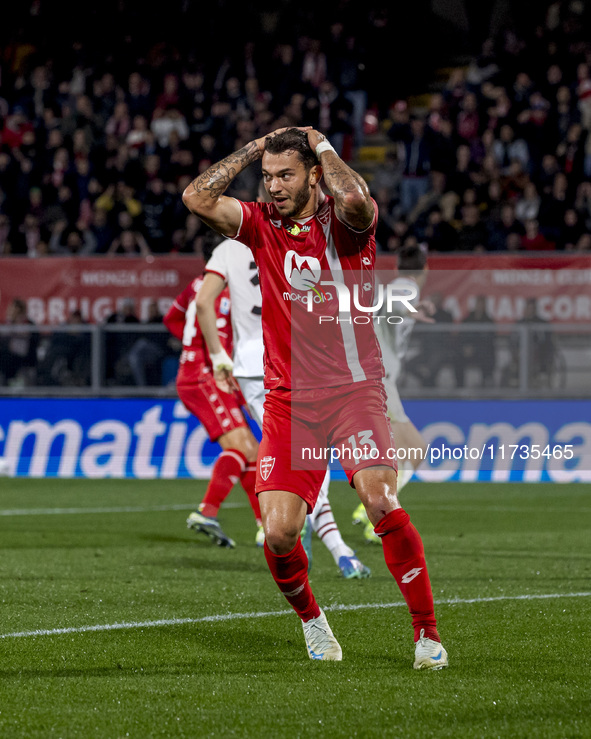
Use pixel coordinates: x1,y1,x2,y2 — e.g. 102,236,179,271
182,127,448,668
164,276,263,549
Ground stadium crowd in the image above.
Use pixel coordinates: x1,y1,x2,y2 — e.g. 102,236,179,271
0,0,589,257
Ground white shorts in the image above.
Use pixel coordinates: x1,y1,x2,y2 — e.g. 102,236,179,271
236,375,267,427
382,374,410,424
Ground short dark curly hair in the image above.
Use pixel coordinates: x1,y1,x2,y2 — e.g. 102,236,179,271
397,243,428,274
264,128,318,170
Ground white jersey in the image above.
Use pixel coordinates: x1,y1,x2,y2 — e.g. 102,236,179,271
375,275,420,384
205,239,264,377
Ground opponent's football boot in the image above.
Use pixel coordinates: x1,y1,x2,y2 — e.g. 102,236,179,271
338,554,371,579
186,511,236,548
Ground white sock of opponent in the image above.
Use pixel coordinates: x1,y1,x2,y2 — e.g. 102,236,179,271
310,470,354,563
396,460,415,493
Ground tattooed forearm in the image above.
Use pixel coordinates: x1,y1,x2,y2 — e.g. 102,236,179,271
322,156,369,198
190,141,260,200
319,152,373,227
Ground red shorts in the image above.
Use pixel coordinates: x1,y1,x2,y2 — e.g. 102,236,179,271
256,379,396,512
177,375,247,442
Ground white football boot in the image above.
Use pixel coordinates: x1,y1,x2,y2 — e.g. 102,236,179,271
302,609,342,661
413,628,449,670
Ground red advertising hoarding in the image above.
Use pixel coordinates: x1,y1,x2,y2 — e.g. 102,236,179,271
0,254,590,325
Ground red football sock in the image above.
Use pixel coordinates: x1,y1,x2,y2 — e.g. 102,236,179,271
374,508,440,642
199,449,246,519
264,539,320,622
241,464,262,525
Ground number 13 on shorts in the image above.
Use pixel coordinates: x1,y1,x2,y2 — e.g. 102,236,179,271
344,429,379,461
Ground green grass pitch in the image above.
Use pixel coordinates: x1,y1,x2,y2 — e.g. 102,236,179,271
0,479,589,738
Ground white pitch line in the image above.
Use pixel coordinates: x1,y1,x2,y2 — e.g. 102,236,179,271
408,504,591,514
2,503,589,517
1,591,589,640
0,503,246,516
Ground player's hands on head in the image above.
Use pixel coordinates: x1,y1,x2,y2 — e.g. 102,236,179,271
306,129,327,152
253,126,313,155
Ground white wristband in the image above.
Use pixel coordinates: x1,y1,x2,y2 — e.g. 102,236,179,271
315,140,336,157
210,348,234,372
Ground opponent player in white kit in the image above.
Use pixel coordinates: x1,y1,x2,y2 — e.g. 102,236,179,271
195,228,372,579
353,243,432,541
182,126,447,669
164,276,263,548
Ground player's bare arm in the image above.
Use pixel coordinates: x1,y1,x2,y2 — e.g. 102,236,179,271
307,129,374,231
182,127,311,236
195,272,233,382
182,143,258,236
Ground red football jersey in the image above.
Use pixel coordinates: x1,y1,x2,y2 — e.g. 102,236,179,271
163,277,232,384
235,195,384,390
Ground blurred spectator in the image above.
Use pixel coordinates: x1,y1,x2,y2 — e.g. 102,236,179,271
140,178,174,253
0,214,12,255
405,292,455,387
12,213,50,256
487,203,525,251
369,149,403,205
422,207,458,252
126,300,175,386
503,298,556,388
390,115,434,215
305,79,354,159
150,108,189,148
519,297,555,387
456,92,480,143
492,124,530,175
0,298,39,386
574,181,591,231
36,309,90,386
172,212,209,255
454,295,496,388
557,209,585,251
556,123,587,182
521,219,555,251
107,229,151,256
301,38,327,91
48,220,98,255
538,172,569,242
446,144,478,198
104,299,140,385
515,181,541,223
455,204,488,251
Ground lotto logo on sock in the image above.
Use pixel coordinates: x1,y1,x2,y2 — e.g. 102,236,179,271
281,584,305,597
401,567,423,583
260,455,275,481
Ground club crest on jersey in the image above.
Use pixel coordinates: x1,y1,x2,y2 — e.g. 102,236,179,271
260,455,275,481
285,223,311,237
284,250,322,291
316,200,331,226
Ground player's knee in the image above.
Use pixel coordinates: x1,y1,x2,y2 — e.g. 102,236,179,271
354,467,399,524
242,436,259,463
263,521,300,554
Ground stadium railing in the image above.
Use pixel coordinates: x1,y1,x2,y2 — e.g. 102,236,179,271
0,322,588,399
